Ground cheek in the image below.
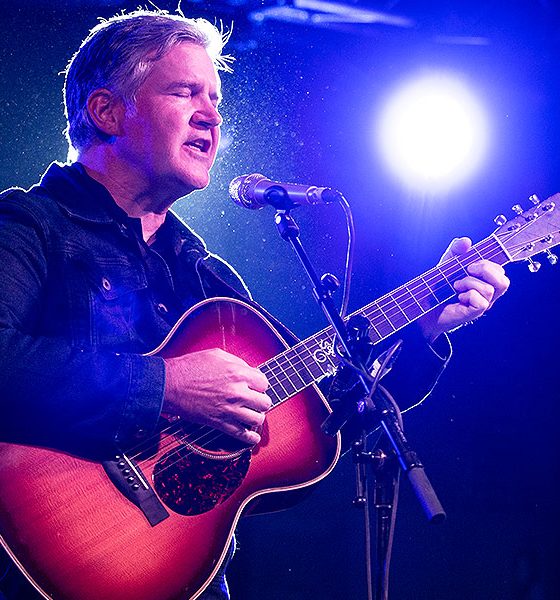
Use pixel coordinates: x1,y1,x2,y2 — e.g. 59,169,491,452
139,102,183,137
124,117,162,151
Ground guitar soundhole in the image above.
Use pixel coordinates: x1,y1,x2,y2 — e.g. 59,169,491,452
153,434,251,516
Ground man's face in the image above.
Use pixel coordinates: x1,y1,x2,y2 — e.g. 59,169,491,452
115,42,222,198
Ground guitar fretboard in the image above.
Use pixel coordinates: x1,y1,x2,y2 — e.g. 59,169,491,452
260,234,510,406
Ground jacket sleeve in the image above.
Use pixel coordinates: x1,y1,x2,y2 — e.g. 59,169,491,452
0,194,164,459
380,324,451,409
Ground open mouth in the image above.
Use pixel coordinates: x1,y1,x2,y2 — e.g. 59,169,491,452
184,138,211,154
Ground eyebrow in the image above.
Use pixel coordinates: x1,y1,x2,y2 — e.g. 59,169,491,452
165,81,222,104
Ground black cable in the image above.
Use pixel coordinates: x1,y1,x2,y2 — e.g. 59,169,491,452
337,194,355,319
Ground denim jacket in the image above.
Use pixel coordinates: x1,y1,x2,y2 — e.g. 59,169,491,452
0,161,254,460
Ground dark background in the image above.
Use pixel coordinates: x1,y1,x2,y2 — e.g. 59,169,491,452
1,1,559,598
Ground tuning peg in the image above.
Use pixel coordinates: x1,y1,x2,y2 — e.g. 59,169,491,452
494,214,507,226
526,258,541,272
529,194,540,205
512,204,524,215
546,250,558,266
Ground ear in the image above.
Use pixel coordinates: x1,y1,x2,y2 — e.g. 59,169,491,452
86,89,126,137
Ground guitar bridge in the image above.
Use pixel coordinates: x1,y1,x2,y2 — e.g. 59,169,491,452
103,453,169,526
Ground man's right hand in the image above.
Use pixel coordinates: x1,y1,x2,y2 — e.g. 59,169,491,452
163,348,271,445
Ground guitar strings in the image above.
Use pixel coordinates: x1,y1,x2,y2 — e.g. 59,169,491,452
132,235,515,474
129,335,342,471
134,240,497,473
131,224,542,478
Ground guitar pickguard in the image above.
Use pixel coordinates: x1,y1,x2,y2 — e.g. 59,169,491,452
153,441,251,516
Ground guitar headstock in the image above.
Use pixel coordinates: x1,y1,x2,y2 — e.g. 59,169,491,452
493,193,560,271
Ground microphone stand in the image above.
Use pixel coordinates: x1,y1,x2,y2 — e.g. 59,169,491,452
273,207,446,600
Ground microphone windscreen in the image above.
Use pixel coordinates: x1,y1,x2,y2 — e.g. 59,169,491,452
229,173,267,209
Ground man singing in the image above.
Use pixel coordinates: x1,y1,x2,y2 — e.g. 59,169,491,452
0,9,508,600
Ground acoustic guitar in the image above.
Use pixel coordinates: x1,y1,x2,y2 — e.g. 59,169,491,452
0,194,558,600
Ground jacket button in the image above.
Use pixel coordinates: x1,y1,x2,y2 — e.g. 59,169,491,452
102,277,111,291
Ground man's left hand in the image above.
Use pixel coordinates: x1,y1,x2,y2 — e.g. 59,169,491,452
418,237,510,343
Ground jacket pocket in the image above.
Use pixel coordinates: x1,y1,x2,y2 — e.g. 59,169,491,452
84,257,148,348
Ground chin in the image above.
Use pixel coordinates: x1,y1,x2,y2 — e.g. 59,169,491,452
167,171,211,197
184,170,211,192
184,176,210,193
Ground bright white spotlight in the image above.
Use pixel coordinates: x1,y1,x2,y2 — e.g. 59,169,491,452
377,73,488,192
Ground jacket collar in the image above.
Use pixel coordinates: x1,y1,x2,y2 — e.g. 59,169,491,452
38,161,124,224
37,161,208,257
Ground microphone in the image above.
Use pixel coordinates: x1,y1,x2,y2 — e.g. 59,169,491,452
229,173,344,210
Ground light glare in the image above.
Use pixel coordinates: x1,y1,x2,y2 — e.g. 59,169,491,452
378,74,488,192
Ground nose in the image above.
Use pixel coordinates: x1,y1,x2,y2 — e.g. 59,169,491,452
192,102,222,129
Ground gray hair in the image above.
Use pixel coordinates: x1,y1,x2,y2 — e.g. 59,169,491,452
64,9,232,152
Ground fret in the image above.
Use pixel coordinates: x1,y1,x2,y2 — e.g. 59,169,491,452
290,337,333,380
474,236,510,266
258,233,516,408
276,353,306,389
419,275,440,304
472,246,485,261
260,335,336,406
260,365,279,391
266,387,282,405
351,311,383,344
266,358,298,397
275,368,298,397
406,283,427,312
474,237,496,257
261,369,283,405
392,286,424,321
423,268,455,303
413,276,440,311
459,248,484,270
488,234,512,264
293,359,320,386
270,368,292,398
298,349,327,380
367,304,395,339
377,295,410,329
365,315,383,341
267,345,319,390
440,258,464,287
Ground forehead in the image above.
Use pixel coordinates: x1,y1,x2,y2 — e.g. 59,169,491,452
145,42,221,90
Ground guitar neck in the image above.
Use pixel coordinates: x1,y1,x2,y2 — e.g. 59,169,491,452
352,234,510,343
260,234,510,406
